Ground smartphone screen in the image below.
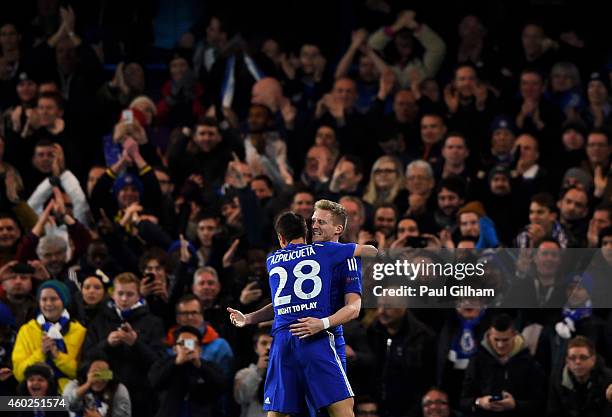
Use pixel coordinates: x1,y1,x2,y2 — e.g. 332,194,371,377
122,109,134,124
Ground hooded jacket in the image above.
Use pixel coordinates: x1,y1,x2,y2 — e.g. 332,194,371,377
461,333,546,417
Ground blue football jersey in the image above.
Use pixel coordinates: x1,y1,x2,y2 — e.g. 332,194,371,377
267,241,357,335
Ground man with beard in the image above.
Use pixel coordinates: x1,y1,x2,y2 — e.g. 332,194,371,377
435,176,466,232
0,262,36,327
35,235,70,281
481,166,520,246
372,203,398,248
558,186,590,247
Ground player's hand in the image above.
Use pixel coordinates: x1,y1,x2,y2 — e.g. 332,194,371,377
227,307,249,327
289,317,325,339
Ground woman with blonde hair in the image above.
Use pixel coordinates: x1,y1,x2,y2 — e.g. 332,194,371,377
363,155,405,206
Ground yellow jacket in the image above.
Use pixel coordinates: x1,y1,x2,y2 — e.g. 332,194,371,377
12,318,86,392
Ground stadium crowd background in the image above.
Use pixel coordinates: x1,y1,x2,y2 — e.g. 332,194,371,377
1,1,612,416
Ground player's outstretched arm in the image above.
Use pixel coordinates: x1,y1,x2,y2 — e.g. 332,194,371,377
227,303,275,327
354,244,378,258
290,293,361,339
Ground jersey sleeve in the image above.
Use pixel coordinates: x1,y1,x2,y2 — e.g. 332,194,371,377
339,257,362,295
324,241,357,266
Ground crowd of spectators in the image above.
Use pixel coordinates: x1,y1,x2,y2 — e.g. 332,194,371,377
1,1,612,417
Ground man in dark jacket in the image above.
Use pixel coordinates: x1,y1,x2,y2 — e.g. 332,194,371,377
367,305,436,417
461,313,546,417
150,325,226,417
166,117,242,190
548,335,612,417
83,272,165,417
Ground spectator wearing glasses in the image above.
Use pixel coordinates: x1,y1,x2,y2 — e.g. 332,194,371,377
363,156,405,207
548,336,612,417
165,294,233,378
149,325,226,417
421,387,461,417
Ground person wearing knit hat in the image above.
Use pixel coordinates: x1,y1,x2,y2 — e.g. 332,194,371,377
554,273,595,340
487,165,511,185
488,115,517,167
36,280,71,308
582,71,612,130
457,201,487,219
112,173,145,200
12,280,86,392
490,114,518,136
456,201,500,248
562,167,593,192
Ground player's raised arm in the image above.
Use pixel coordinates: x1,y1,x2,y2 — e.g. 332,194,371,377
354,244,378,258
227,303,274,327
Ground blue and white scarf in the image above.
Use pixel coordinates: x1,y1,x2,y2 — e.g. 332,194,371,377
112,298,146,321
448,309,486,369
37,309,70,353
555,301,593,339
220,54,265,108
37,309,71,379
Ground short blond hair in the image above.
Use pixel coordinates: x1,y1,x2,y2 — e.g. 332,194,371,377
314,199,348,233
114,272,140,287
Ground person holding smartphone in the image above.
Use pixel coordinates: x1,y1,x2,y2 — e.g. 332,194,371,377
64,356,131,417
149,326,226,417
460,314,545,416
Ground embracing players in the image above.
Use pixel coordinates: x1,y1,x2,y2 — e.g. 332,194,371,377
228,202,376,417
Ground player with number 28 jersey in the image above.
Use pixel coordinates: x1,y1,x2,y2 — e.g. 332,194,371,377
264,240,357,413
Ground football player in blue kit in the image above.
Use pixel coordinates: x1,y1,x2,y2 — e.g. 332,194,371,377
289,199,362,368
228,209,377,417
